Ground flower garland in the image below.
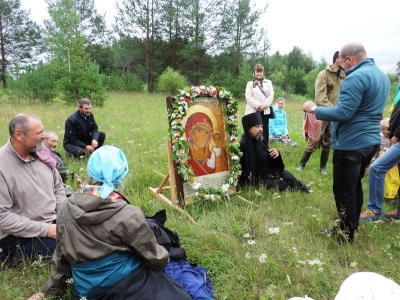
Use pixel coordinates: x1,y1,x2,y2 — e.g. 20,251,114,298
168,86,242,201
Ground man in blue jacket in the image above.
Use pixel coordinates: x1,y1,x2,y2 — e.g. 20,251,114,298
63,98,106,158
303,42,390,243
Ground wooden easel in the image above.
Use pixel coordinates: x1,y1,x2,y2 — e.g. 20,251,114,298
148,139,197,224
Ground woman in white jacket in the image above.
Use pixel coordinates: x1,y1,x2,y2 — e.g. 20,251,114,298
245,64,274,144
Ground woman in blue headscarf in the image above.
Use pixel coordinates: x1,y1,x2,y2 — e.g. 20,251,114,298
34,145,191,300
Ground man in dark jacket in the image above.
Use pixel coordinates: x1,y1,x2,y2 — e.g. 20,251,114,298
63,98,105,158
239,112,309,192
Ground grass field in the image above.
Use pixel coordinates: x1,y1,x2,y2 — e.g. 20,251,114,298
0,92,398,300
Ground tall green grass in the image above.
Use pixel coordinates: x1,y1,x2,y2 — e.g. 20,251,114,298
0,92,398,300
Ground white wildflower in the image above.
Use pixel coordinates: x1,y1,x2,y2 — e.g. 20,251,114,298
245,252,251,259
350,261,358,268
66,278,74,284
243,233,250,238
258,253,267,263
268,227,279,234
307,259,322,266
247,239,256,245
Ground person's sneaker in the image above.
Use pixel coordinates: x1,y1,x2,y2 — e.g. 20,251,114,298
382,209,400,221
359,209,382,223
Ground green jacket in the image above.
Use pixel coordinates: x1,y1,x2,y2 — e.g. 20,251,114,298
315,65,346,107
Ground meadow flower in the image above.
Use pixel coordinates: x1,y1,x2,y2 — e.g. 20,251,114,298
247,239,256,245
245,252,251,259
268,227,279,234
243,233,251,238
307,259,322,266
258,253,267,263
66,278,74,284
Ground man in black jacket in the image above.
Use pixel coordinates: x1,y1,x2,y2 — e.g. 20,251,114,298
63,98,105,158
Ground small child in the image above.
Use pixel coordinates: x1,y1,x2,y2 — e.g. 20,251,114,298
269,98,298,146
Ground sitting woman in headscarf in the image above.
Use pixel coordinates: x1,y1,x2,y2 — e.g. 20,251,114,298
31,145,191,300
185,112,216,176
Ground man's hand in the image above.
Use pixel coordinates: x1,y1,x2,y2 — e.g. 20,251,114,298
47,224,57,239
268,148,280,159
91,139,98,148
85,145,95,152
302,101,315,113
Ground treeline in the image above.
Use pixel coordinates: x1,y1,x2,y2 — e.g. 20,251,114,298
1,0,399,106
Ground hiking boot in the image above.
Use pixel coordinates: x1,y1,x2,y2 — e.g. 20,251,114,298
295,151,312,171
382,208,400,221
320,150,330,175
359,210,382,223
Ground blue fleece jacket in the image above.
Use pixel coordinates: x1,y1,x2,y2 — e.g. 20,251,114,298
315,58,390,150
269,106,288,136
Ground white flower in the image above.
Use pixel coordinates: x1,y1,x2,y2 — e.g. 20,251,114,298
254,190,261,196
245,252,251,259
191,181,201,190
231,155,239,160
243,233,250,238
258,253,267,263
283,222,294,225
298,260,306,265
247,239,256,245
66,278,74,284
221,184,230,193
210,194,216,202
308,259,322,266
268,227,280,234
350,261,358,268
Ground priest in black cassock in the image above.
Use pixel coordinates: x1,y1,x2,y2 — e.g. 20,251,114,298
239,112,310,192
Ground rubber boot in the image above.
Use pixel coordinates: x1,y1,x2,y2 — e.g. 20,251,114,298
295,151,312,171
320,150,330,175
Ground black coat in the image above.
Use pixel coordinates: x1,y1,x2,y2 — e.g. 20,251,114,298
63,111,100,147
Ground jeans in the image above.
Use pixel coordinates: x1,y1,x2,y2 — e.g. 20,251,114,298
332,145,379,240
0,235,56,267
367,142,400,213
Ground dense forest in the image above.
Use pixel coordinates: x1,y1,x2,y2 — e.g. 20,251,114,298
1,0,399,106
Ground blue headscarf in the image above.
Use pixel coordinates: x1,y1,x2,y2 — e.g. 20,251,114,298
87,145,129,199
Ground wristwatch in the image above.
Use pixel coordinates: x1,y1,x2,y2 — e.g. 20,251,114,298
311,105,317,114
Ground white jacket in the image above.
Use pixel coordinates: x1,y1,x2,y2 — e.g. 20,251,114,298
244,79,274,115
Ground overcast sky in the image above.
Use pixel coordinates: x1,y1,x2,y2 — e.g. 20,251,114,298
21,0,400,74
